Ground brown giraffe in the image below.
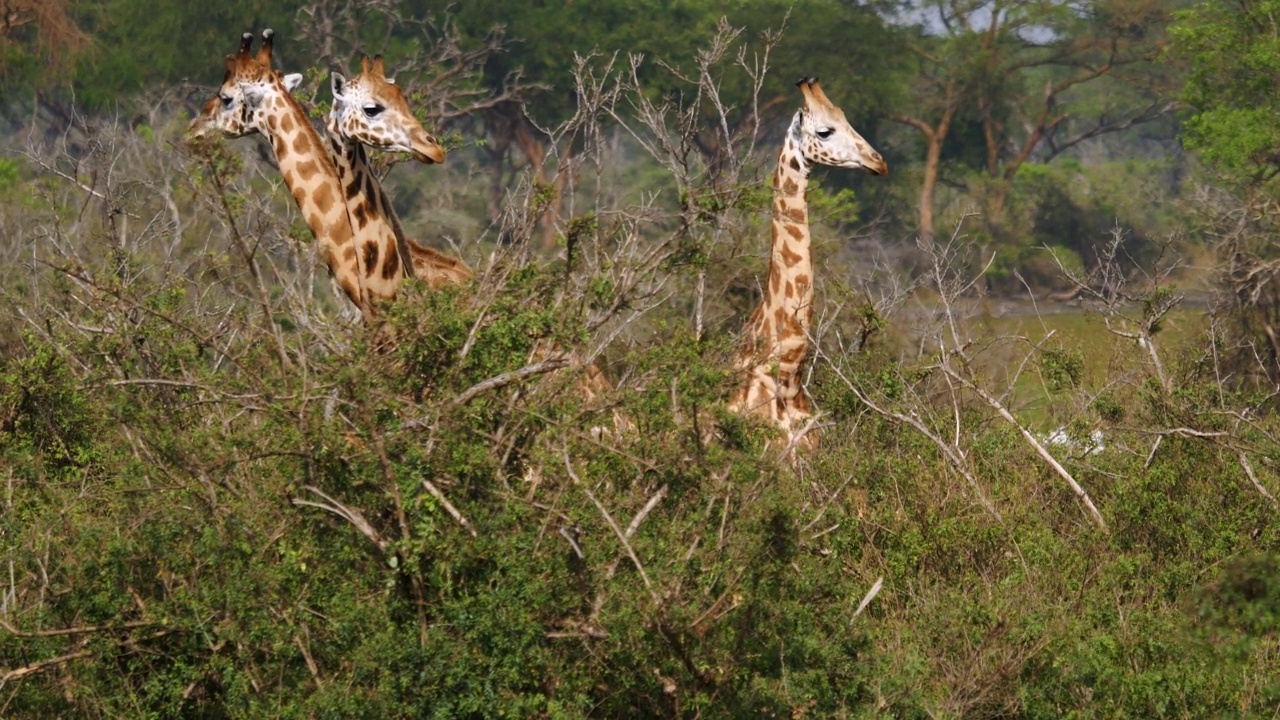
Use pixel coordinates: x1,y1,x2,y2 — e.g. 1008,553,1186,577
327,54,473,290
728,78,887,450
187,30,375,320
189,33,467,305
329,53,626,428
190,34,624,428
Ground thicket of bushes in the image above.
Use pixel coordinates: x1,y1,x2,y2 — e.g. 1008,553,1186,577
0,7,1275,713
0,74,1276,716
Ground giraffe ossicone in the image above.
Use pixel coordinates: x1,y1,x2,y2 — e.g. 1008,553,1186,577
728,77,887,453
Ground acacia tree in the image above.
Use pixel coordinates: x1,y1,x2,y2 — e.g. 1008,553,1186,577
434,0,904,234
0,0,89,109
1173,0,1280,186
891,0,1172,244
1172,0,1280,386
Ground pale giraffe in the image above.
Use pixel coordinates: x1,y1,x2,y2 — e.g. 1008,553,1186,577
327,54,473,290
329,53,625,426
728,78,887,450
187,30,375,320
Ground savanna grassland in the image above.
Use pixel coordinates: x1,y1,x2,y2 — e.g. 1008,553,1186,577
0,0,1277,717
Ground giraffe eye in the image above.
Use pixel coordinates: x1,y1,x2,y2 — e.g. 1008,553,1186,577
816,127,835,140
363,104,385,118
219,94,234,108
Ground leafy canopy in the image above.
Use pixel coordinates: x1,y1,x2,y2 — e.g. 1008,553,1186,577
1171,0,1280,183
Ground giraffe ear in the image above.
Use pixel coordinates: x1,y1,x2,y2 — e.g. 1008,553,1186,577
283,73,304,92
331,73,348,100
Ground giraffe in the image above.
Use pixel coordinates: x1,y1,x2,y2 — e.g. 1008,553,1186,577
326,53,473,290
727,78,887,450
190,32,468,308
187,30,376,320
327,51,628,424
190,33,625,429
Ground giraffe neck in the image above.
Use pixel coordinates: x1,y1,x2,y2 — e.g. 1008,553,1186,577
325,118,474,291
324,119,413,299
763,133,813,343
727,121,815,436
257,94,370,319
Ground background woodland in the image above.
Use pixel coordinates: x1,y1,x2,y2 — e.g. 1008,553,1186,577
0,0,1278,716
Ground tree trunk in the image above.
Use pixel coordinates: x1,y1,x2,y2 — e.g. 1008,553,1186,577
984,179,1010,239
918,102,957,247
919,132,942,247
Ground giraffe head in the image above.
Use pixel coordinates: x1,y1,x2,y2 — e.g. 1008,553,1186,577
330,55,446,164
187,30,303,141
791,78,887,176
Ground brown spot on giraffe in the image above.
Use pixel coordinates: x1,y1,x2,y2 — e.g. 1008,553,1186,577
331,221,353,246
363,241,379,277
381,245,400,280
280,113,295,134
340,277,360,300
300,159,324,182
781,177,799,195
785,225,804,242
313,182,334,214
780,242,803,265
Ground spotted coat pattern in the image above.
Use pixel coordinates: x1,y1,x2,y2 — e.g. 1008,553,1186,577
188,31,373,320
327,56,472,294
728,78,887,451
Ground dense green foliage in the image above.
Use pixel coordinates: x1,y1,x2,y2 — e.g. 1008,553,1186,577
0,0,1277,716
1172,0,1280,182
2,240,1277,715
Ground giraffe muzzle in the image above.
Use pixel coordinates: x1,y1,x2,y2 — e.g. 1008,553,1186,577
410,132,446,164
865,152,888,176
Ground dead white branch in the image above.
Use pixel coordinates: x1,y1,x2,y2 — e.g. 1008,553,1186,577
851,577,884,622
291,486,387,551
420,478,477,538
1237,451,1279,506
940,363,1106,530
563,448,661,608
